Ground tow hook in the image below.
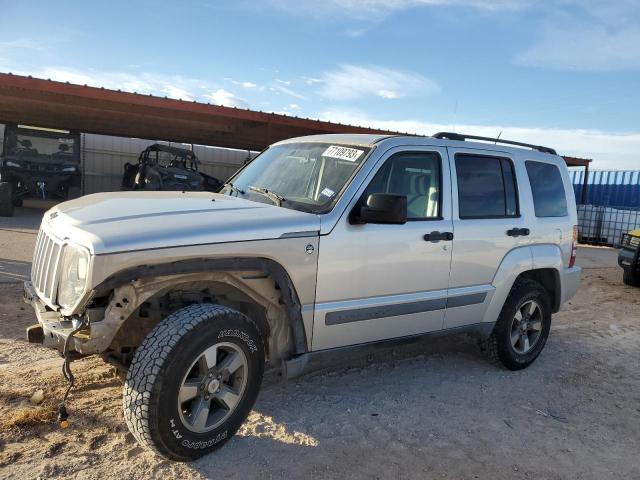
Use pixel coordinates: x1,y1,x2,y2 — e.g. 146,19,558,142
58,320,88,429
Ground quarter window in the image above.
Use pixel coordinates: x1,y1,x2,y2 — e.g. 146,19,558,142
525,161,568,217
455,154,519,218
361,152,441,220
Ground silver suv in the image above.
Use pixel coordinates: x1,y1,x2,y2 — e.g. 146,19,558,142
24,132,581,460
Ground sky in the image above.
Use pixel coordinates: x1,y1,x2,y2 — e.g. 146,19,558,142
0,0,639,169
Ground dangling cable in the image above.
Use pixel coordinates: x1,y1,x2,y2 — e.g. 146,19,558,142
58,320,87,428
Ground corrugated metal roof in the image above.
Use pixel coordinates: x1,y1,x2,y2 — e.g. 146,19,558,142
0,72,397,151
570,169,640,208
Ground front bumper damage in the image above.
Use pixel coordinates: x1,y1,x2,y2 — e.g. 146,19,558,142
23,280,94,354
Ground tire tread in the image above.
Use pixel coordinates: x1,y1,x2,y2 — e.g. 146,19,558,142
123,303,257,457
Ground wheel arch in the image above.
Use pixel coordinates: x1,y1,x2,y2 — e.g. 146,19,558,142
484,245,564,323
90,257,309,363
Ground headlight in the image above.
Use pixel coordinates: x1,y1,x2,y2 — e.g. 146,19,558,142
57,243,91,311
4,160,21,168
61,165,77,173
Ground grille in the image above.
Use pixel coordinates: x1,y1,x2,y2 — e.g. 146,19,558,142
31,229,63,306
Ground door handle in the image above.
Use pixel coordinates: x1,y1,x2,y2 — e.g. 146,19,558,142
423,231,454,242
506,228,530,237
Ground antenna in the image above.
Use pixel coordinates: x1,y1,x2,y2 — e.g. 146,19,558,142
494,131,502,144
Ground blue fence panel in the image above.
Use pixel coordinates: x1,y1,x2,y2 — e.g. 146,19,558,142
570,170,640,208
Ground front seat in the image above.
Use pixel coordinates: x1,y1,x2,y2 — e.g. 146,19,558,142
406,174,429,218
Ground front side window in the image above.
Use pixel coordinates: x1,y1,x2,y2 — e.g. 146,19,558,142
222,142,371,213
525,161,568,217
456,154,518,219
360,152,441,220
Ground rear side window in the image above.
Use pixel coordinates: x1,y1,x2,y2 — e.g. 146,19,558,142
525,161,568,217
455,154,518,219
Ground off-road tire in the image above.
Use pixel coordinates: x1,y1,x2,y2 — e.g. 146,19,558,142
67,186,81,199
0,182,14,217
480,278,551,370
123,304,264,461
623,268,640,287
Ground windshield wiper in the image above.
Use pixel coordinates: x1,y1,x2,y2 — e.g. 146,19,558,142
223,182,245,195
249,185,287,207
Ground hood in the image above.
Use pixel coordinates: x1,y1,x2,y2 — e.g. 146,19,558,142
43,191,320,254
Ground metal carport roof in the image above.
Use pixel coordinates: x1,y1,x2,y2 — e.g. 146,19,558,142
0,72,395,151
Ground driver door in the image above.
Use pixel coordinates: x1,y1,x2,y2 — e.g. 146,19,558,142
311,147,453,351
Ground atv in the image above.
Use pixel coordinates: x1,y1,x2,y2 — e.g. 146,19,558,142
121,143,222,192
0,124,81,217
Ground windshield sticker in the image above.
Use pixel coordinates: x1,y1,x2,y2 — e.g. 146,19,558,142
322,145,364,162
320,187,335,198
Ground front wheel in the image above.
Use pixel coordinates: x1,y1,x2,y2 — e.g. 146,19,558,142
623,267,640,287
481,279,552,370
123,304,264,461
0,182,14,217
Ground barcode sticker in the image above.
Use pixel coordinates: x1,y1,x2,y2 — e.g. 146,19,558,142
322,145,364,162
320,187,335,198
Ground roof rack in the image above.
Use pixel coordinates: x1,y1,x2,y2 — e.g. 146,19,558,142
432,132,557,155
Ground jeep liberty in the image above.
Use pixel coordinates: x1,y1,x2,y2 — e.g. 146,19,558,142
23,132,581,460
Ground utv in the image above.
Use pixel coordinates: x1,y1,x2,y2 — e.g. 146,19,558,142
619,229,640,286
0,124,81,216
121,143,222,192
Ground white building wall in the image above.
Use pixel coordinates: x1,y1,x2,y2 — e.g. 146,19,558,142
81,133,255,194
1,125,252,194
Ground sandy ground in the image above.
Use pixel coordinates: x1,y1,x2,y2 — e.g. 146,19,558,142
0,209,638,478
0,243,639,478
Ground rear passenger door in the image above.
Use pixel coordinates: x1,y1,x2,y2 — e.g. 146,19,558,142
523,159,573,263
445,149,529,329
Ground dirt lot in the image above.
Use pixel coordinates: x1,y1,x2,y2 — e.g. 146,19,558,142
0,212,638,479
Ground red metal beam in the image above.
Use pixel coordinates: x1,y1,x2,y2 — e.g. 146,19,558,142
563,156,592,167
0,73,396,150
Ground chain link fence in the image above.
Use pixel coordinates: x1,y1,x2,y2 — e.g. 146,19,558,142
577,204,640,248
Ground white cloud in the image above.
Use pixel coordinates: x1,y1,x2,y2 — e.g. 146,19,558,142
270,0,527,20
517,26,640,71
161,85,194,101
2,65,209,100
205,89,249,108
319,64,439,100
319,110,640,170
269,80,307,100
241,81,257,88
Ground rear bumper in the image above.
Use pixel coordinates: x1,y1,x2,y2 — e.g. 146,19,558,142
560,266,581,307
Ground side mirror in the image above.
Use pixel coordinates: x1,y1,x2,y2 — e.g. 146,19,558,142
351,193,407,224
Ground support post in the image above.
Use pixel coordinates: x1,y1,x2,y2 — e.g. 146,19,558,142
581,163,590,204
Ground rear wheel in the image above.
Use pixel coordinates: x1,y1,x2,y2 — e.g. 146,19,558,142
0,182,14,217
481,279,551,370
623,268,640,287
123,304,264,461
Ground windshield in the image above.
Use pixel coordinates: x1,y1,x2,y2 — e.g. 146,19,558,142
221,142,371,213
4,129,78,164
13,134,75,157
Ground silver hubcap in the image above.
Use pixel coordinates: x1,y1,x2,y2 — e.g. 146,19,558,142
510,300,543,354
178,342,248,433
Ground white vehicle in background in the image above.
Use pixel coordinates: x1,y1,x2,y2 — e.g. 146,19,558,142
24,132,581,460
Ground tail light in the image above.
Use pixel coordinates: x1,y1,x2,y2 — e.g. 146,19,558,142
569,225,578,268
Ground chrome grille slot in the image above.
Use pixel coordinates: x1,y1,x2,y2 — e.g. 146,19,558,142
30,228,64,307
